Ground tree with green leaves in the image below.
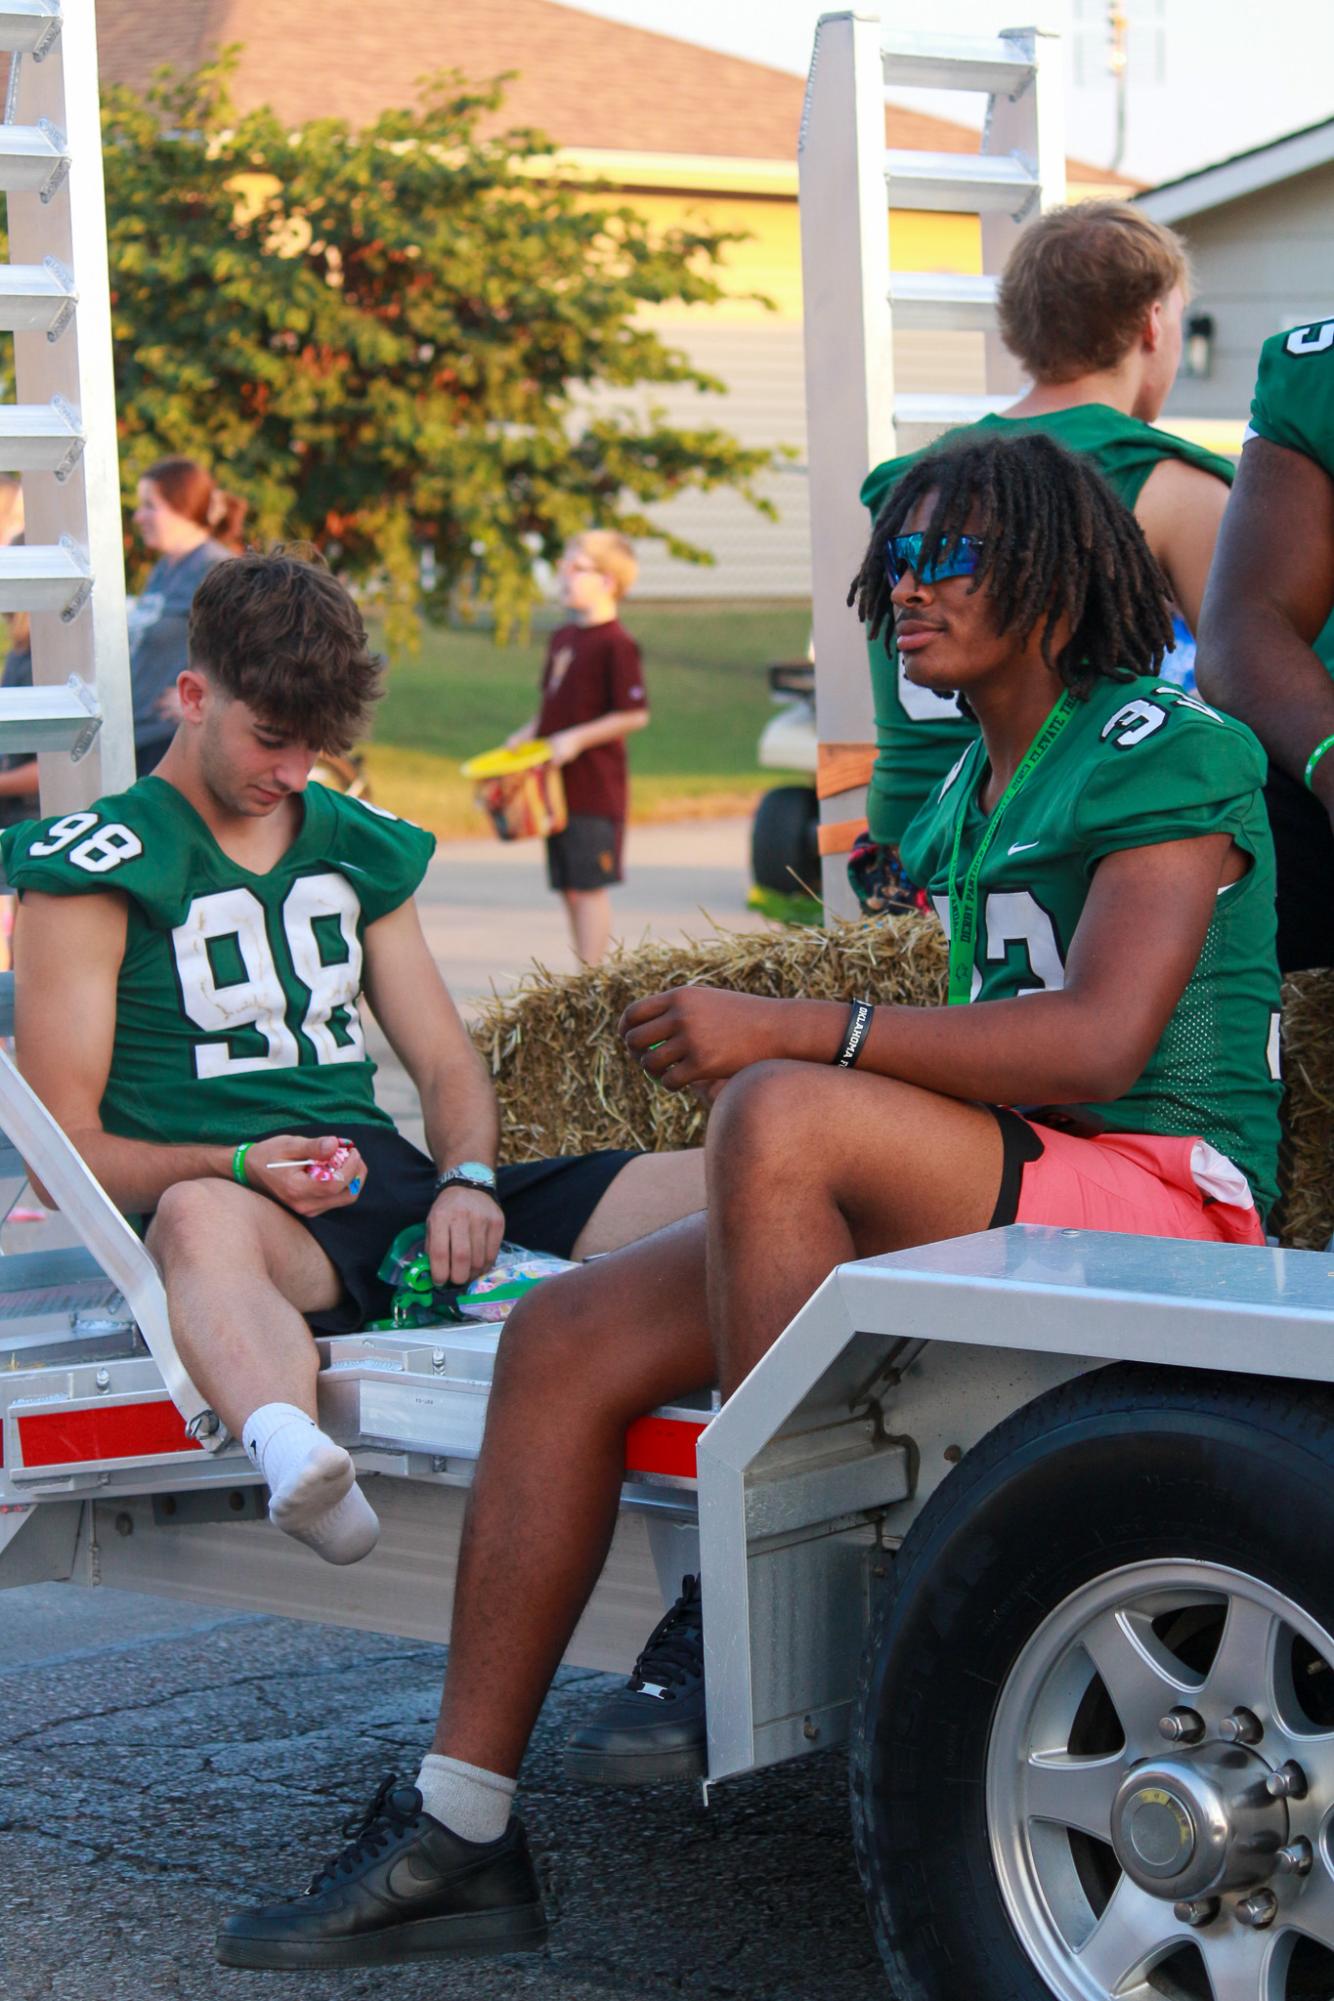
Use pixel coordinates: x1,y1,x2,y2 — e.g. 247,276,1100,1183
100,61,778,635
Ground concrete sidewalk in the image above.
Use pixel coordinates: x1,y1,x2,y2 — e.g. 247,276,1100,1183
415,815,772,1011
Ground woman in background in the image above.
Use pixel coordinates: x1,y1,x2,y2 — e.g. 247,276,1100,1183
129,457,245,775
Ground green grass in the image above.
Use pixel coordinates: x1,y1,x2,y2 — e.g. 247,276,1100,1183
366,601,811,837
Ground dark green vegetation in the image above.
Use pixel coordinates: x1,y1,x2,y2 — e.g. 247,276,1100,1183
100,61,776,636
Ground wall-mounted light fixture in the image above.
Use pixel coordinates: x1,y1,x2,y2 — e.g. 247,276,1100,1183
1183,312,1215,379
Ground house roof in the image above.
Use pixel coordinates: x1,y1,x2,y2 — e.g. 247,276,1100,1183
1137,115,1334,224
94,0,1110,180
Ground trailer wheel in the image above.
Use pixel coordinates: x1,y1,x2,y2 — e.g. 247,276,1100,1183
750,784,819,895
851,1366,1334,2001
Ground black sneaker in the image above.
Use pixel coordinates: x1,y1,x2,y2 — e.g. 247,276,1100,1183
215,1775,548,1970
564,1573,706,1785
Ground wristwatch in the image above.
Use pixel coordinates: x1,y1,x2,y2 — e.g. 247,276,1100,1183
433,1160,499,1198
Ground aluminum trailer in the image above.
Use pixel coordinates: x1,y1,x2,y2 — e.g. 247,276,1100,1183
6,7,1334,2000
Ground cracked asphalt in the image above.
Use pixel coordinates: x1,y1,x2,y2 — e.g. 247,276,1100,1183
0,1585,888,2001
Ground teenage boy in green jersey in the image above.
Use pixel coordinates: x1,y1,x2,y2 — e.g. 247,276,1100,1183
854,201,1234,911
217,436,1280,1973
1197,317,1334,972
1,551,703,1569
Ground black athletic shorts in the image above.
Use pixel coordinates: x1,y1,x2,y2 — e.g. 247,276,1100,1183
1265,764,1334,974
268,1123,639,1334
546,814,624,890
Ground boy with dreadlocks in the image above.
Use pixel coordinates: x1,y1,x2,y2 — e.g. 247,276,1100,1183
217,436,1282,1973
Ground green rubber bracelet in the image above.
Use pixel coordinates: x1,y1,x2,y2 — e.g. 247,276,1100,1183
1305,733,1334,790
232,1141,253,1187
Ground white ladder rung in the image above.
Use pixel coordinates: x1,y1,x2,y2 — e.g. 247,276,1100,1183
895,392,1012,431
0,540,90,617
0,400,83,476
0,258,75,335
883,30,1033,96
0,120,69,198
0,1,60,59
0,673,100,755
887,271,998,332
885,149,1039,217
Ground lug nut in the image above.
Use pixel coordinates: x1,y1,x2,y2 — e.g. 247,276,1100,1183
1266,1760,1309,1801
1276,1838,1314,1876
1159,1706,1206,1744
1236,1889,1279,1929
1173,1897,1219,1927
1219,1706,1263,1746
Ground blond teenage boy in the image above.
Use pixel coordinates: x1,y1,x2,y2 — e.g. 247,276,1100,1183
509,533,648,966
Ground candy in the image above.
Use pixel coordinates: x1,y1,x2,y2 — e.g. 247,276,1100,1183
307,1139,354,1184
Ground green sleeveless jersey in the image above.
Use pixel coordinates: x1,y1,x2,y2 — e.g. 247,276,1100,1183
1246,318,1334,675
899,676,1282,1218
0,778,435,1146
862,405,1236,845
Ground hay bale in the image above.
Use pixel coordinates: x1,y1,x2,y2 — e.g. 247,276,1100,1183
471,910,948,1160
474,920,1334,1252
1273,969,1334,1250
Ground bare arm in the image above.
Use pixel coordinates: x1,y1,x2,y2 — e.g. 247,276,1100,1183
13,890,231,1209
1195,436,1334,800
13,891,367,1216
0,759,37,801
1133,456,1231,634
548,708,649,766
622,834,1237,1108
361,897,503,1284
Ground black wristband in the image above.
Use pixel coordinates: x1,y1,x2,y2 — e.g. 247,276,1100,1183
834,998,874,1069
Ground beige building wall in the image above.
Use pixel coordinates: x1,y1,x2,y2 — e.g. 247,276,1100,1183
576,165,991,600
1159,162,1334,432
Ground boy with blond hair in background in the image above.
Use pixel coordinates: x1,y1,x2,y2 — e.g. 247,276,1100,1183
510,531,648,966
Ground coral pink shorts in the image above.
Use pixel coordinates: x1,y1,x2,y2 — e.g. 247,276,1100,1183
994,1111,1266,1247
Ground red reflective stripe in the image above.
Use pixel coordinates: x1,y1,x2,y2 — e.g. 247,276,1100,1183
17,1401,202,1469
624,1415,704,1481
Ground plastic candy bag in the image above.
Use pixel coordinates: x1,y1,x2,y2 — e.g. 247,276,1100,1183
373,1226,576,1330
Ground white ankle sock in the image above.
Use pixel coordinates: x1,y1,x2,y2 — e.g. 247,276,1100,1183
416,1753,516,1845
242,1401,379,1566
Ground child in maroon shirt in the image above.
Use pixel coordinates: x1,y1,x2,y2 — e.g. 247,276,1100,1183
509,532,648,965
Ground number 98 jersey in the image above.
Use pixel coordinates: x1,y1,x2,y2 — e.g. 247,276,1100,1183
0,775,436,1147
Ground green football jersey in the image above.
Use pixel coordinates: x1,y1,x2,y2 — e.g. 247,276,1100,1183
1246,317,1334,675
1,777,436,1147
899,676,1282,1218
861,405,1237,845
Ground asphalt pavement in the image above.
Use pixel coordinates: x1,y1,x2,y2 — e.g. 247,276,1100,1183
0,1586,886,2001
0,819,891,2001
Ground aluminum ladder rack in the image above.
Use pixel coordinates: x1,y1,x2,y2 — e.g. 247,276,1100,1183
799,11,1065,911
0,0,133,804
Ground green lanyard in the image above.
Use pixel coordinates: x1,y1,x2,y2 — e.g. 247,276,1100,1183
946,690,1078,1005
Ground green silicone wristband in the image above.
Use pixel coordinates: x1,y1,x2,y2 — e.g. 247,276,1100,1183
1305,733,1334,791
232,1141,253,1187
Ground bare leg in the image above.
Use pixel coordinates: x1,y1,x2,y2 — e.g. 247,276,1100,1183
706,1061,1003,1394
432,1066,1005,1776
147,1179,344,1437
434,1216,712,1774
571,1147,705,1256
562,886,612,966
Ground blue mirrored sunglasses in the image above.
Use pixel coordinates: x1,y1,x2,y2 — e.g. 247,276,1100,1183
885,531,987,587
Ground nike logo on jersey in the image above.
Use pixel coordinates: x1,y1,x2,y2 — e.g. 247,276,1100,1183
1007,840,1039,855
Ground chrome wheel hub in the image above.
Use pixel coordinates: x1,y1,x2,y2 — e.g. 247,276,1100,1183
986,1561,1334,2000
1110,1748,1286,1898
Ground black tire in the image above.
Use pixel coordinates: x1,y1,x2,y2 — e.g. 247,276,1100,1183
750,784,819,895
850,1365,1334,2001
